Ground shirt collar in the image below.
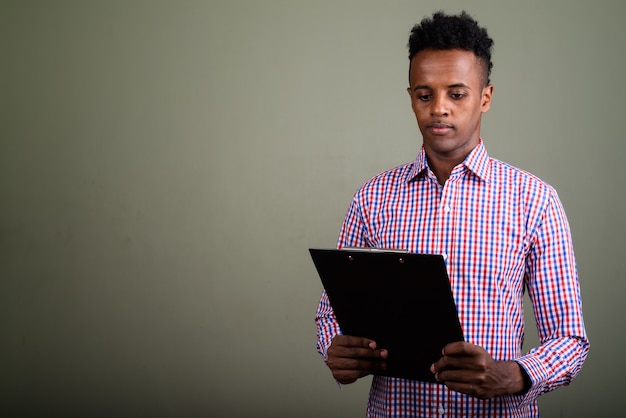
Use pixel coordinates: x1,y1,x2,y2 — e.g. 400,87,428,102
408,139,491,183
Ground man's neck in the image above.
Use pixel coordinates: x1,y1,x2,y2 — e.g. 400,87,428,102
426,154,466,186
424,140,480,186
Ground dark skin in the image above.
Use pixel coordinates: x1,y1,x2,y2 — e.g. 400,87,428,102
325,49,528,397
327,336,526,397
430,342,527,398
325,336,388,384
406,48,492,185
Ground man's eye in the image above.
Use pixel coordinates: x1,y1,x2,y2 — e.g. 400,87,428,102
418,95,432,102
450,93,465,99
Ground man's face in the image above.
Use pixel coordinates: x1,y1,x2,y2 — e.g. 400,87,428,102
407,49,493,160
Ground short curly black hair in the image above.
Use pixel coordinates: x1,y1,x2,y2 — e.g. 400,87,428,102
408,11,494,85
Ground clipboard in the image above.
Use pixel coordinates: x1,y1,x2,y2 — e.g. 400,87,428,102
310,248,464,383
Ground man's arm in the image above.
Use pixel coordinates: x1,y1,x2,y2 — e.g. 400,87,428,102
432,189,589,401
516,191,589,398
315,196,384,383
314,290,388,384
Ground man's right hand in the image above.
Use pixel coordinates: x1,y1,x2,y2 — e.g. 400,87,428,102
326,335,388,384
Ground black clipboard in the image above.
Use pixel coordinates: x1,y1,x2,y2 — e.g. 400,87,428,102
310,248,464,383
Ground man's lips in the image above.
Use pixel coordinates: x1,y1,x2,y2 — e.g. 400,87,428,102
426,122,454,135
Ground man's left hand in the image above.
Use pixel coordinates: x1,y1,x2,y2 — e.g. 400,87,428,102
430,341,527,399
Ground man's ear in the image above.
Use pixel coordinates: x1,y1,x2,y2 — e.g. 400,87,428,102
481,84,494,113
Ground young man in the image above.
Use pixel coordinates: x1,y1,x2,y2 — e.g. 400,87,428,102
315,11,589,417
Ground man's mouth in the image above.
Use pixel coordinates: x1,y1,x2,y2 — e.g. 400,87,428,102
427,122,454,136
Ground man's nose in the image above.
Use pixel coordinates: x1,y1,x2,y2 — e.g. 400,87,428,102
430,96,449,117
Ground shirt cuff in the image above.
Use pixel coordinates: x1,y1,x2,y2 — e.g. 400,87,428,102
514,355,550,406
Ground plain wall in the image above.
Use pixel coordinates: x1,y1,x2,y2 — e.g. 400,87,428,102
1,1,625,417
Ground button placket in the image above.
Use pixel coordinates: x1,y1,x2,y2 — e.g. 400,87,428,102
439,181,454,261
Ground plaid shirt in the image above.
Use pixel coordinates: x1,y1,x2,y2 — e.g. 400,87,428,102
315,140,589,417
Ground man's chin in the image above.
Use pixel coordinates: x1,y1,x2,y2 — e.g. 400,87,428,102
423,137,479,156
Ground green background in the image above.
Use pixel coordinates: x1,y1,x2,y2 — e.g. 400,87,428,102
2,1,624,416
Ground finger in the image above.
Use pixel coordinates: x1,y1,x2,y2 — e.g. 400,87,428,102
329,356,388,383
327,336,388,384
432,356,485,377
433,342,487,374
332,356,388,372
329,344,387,362
433,353,472,371
441,341,479,356
329,336,387,360
431,352,461,374
435,368,475,384
333,335,377,349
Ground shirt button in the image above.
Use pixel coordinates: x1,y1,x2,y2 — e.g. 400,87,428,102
443,205,451,213
441,253,448,260
438,406,446,415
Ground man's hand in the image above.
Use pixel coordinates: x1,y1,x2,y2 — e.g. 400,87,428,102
326,335,388,384
430,341,528,399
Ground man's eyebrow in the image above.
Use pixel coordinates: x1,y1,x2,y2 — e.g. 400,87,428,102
411,82,471,91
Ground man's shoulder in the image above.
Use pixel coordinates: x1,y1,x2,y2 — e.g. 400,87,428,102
489,157,557,196
357,161,415,192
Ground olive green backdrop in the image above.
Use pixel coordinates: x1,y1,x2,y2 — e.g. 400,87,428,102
1,1,624,417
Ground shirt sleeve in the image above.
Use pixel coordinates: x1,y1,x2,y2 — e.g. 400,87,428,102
514,189,590,406
314,196,370,359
